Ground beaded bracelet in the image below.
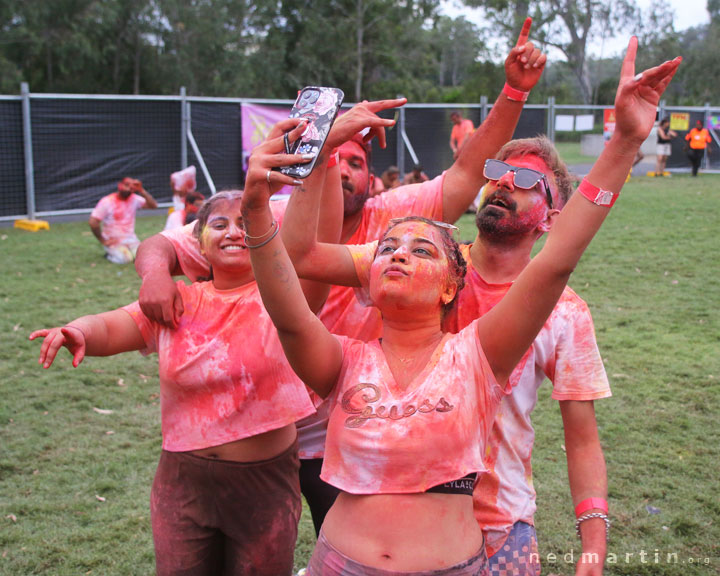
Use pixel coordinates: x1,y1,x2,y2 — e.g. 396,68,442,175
245,224,280,249
575,512,610,540
244,220,277,241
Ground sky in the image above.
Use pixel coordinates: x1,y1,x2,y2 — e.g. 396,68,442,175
441,0,710,59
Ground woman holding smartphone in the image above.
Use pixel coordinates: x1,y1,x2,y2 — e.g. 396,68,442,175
241,39,679,575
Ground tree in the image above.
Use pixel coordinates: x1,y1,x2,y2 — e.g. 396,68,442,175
462,0,637,104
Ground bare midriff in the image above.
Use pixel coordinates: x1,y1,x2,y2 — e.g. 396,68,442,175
187,423,296,462
323,491,484,570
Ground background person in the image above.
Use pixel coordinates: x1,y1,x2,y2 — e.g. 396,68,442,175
169,165,197,213
685,119,712,176
89,177,157,264
404,163,430,185
655,117,677,176
450,110,475,160
164,190,205,230
380,165,402,189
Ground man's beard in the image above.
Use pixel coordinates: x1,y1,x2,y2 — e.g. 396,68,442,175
343,182,369,217
475,191,533,241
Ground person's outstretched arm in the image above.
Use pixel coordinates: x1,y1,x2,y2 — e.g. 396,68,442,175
29,310,145,369
478,37,681,386
243,119,344,398
282,98,405,288
442,18,547,224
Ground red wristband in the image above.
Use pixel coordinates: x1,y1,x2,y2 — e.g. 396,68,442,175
575,497,609,517
326,149,339,168
502,83,529,102
577,178,618,207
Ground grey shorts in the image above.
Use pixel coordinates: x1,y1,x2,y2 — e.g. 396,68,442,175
308,529,489,576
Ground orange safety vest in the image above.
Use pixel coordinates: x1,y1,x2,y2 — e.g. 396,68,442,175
685,128,711,150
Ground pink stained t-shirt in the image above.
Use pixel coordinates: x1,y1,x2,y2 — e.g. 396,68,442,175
349,242,611,554
90,192,146,246
160,181,444,458
123,280,315,452
321,323,507,494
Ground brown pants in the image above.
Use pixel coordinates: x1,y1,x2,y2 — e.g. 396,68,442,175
151,441,301,576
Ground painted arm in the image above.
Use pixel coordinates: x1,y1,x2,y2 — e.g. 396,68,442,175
88,217,106,245
135,234,185,328
29,310,146,369
282,99,405,288
478,38,681,385
243,119,343,398
560,400,608,576
442,18,547,224
132,179,158,209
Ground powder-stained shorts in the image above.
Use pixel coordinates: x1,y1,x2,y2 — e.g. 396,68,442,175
488,522,540,576
151,441,301,576
308,529,489,576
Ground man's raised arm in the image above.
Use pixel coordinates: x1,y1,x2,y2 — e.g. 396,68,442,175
442,18,547,224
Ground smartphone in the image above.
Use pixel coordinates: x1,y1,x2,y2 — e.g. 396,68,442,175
278,86,344,179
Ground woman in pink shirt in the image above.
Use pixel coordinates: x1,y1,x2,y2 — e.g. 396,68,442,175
30,185,324,575
242,41,679,575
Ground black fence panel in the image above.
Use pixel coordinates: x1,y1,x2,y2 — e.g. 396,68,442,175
31,99,181,212
0,100,27,217
188,102,244,193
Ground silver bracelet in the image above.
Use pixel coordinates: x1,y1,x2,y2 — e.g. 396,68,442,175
575,512,610,540
245,224,280,249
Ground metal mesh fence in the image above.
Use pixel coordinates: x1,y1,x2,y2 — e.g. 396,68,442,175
1,92,718,221
0,98,27,218
31,97,181,214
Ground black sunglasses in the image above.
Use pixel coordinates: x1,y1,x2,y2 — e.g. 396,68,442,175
483,159,553,208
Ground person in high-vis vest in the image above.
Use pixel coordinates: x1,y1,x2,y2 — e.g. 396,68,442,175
685,120,712,176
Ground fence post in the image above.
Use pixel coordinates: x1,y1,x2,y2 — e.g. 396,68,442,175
21,82,36,220
180,86,188,168
480,95,488,123
704,101,711,171
397,94,405,177
547,96,555,142
658,99,666,123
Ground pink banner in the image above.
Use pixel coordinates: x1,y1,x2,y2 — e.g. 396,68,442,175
241,103,291,171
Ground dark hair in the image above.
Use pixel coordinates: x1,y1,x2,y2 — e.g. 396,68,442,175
496,136,573,208
377,216,467,315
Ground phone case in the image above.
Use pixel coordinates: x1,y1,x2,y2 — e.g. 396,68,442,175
279,86,344,179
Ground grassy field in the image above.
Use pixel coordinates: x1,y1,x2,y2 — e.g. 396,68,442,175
1,173,719,575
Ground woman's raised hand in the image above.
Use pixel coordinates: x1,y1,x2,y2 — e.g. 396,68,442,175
613,37,681,144
29,326,87,369
243,118,314,212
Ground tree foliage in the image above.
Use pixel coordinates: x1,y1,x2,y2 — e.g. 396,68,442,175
0,0,716,105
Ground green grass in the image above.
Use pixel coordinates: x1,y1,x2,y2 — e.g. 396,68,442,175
553,141,597,165
2,174,719,574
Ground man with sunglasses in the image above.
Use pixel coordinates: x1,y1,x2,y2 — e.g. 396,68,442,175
447,136,610,576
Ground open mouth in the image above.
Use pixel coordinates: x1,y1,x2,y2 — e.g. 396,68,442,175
221,245,246,252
